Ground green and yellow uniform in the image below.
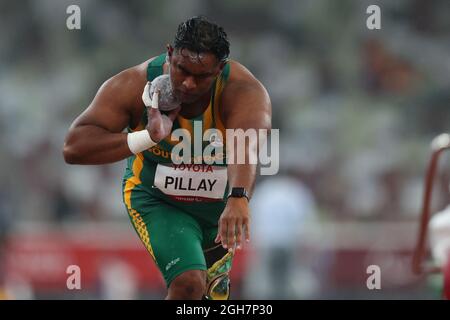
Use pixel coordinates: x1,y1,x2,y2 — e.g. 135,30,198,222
122,54,232,298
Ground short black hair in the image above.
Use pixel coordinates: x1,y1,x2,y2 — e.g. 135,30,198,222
173,16,230,62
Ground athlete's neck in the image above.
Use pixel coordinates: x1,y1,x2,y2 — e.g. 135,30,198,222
179,93,211,119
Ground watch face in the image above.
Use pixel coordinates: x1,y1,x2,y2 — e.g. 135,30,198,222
230,187,246,198
232,188,242,196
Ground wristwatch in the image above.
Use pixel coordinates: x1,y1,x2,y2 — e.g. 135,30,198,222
227,187,249,201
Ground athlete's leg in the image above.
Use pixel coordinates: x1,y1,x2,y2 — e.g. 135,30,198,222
123,189,209,299
166,270,206,300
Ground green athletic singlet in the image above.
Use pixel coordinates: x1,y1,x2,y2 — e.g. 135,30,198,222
122,53,232,287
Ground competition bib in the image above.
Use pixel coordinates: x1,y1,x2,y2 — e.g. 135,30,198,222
154,164,227,201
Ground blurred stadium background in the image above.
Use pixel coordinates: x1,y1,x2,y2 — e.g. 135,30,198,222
1,0,450,299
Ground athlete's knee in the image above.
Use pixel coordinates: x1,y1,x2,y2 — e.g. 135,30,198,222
168,270,206,299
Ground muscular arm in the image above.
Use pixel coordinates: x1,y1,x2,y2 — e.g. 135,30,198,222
223,80,272,195
63,67,145,165
215,62,272,250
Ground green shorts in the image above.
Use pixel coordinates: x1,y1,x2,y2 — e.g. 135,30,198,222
123,186,231,288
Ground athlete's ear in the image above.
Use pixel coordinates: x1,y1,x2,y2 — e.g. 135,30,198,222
167,44,174,59
215,60,227,75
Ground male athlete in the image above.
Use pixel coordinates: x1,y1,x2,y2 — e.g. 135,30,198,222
63,16,272,300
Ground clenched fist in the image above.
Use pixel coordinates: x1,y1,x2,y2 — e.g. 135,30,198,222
142,81,181,142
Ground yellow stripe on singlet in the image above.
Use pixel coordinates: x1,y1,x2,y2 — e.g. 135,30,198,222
213,76,227,141
123,153,156,261
161,112,196,147
203,102,213,132
163,99,213,147
176,114,194,144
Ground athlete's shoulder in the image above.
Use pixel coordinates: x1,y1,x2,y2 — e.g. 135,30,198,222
92,56,161,127
109,56,157,89
98,56,161,105
227,60,260,84
220,60,271,127
223,60,269,99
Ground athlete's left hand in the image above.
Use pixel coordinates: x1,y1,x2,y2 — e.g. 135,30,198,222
215,197,250,252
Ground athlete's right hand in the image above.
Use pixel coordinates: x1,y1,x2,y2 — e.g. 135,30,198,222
143,82,181,142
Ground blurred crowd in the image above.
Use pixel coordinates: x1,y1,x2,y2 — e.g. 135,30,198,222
1,0,450,299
